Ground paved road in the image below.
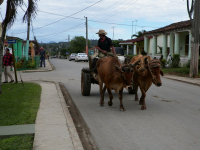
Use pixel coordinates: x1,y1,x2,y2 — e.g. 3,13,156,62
22,59,200,150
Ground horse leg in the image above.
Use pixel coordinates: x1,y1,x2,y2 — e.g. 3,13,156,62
139,87,146,110
119,88,125,111
107,88,113,106
135,82,139,101
99,81,104,106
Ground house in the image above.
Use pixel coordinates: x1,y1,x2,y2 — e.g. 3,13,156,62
119,36,152,55
5,36,30,60
120,20,199,66
143,20,194,66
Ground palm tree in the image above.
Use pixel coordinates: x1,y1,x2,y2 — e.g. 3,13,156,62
131,30,146,39
0,0,38,94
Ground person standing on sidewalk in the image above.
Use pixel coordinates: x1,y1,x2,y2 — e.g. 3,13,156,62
47,53,50,60
38,47,46,67
2,48,14,83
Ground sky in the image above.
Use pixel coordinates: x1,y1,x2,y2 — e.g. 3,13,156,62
0,0,190,43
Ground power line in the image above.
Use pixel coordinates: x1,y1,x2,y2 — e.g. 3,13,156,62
37,23,85,39
89,0,121,20
37,10,159,28
14,0,102,35
31,18,35,38
88,24,97,34
99,0,139,22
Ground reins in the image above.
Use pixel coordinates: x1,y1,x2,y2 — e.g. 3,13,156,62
147,60,160,87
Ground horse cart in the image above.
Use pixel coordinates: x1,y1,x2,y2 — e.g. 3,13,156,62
81,47,135,96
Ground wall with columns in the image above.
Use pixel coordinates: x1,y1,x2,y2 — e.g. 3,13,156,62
148,38,153,54
156,35,163,54
179,32,188,56
147,31,190,57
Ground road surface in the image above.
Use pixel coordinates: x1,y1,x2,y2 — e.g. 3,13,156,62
23,59,200,150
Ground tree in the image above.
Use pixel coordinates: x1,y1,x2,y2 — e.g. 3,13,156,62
60,48,67,56
0,0,38,94
69,36,90,53
187,0,199,77
112,40,120,47
131,30,146,39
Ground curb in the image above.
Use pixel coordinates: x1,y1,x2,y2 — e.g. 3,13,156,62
163,76,200,87
55,83,84,150
48,59,55,71
23,60,53,73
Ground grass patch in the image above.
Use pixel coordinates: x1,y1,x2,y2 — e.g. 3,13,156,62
0,83,41,126
0,134,34,150
162,67,200,76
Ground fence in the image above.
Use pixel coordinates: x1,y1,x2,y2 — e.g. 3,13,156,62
15,55,40,70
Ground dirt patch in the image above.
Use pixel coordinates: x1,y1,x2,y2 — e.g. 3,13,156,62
59,83,98,150
160,100,177,102
152,95,159,98
160,100,171,102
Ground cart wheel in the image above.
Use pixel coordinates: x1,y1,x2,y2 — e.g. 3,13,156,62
81,68,91,96
128,81,136,94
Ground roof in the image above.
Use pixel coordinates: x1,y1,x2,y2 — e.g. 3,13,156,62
6,35,23,41
119,36,152,44
144,20,191,35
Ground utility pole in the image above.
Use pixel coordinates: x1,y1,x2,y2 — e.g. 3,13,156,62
85,16,88,55
135,20,137,34
112,27,115,40
131,20,137,39
132,21,133,39
68,35,70,42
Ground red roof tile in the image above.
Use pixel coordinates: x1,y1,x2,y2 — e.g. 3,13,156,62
119,36,152,44
144,20,191,35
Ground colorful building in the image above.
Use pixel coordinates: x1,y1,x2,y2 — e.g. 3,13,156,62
5,36,29,60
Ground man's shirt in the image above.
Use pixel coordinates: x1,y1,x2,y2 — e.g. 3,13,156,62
97,36,113,52
40,50,46,58
3,53,13,66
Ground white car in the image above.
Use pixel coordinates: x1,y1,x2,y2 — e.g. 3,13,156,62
75,53,88,62
69,53,77,61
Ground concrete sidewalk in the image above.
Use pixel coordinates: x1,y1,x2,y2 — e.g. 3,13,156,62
23,59,53,73
33,81,84,150
164,74,200,86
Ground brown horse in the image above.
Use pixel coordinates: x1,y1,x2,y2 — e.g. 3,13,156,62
131,55,164,110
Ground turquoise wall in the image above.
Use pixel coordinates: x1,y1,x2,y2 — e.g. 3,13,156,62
8,39,23,59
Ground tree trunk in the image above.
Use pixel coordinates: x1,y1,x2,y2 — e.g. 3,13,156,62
0,24,7,94
189,0,200,77
190,41,199,77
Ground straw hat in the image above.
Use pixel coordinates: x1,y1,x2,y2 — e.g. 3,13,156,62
96,29,107,35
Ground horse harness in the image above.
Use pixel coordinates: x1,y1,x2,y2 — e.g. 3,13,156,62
147,59,161,87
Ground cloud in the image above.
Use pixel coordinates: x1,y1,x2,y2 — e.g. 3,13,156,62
0,0,190,42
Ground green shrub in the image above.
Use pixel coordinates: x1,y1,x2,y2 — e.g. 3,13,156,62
161,59,167,68
171,54,180,68
185,60,200,69
186,60,190,68
26,60,35,68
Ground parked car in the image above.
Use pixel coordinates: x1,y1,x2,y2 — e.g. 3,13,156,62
69,53,77,61
75,53,88,62
51,55,56,58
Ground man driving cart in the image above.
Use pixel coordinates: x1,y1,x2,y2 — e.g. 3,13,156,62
95,29,116,58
